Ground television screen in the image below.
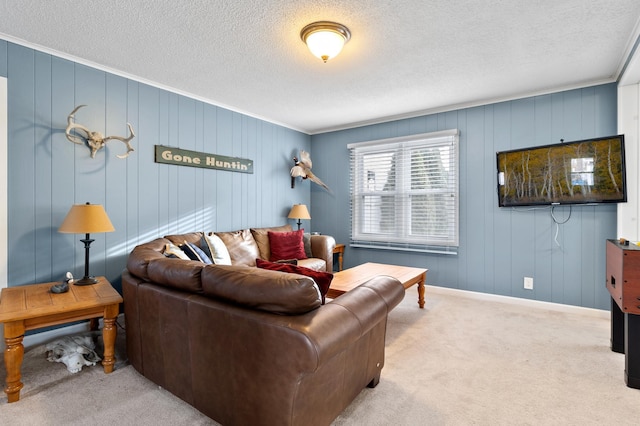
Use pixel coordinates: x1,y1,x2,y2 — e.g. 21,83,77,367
496,135,626,207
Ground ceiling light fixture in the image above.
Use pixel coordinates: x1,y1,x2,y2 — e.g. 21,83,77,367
300,21,351,63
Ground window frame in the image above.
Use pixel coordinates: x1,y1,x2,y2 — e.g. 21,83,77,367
348,129,459,254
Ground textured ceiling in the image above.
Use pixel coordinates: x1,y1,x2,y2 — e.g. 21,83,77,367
1,1,640,134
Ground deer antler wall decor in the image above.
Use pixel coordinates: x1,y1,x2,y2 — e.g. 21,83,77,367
65,105,135,159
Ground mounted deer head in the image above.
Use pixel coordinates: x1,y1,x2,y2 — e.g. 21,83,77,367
65,105,135,159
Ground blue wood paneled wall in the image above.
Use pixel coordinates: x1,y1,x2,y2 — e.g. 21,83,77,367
310,84,618,310
0,37,620,310
0,40,310,291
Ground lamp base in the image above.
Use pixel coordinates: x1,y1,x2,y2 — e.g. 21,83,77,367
74,276,98,286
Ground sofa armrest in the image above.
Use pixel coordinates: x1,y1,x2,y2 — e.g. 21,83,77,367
286,275,404,367
310,234,336,273
126,237,170,280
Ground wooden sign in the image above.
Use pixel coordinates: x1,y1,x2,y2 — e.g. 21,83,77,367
154,145,253,174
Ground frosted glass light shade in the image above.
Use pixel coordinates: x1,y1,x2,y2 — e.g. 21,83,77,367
301,21,351,63
305,30,345,62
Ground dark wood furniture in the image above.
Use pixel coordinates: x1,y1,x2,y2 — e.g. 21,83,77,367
605,239,640,388
327,262,427,308
0,277,122,403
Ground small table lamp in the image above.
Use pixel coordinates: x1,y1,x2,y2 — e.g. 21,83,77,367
58,202,115,285
288,204,311,230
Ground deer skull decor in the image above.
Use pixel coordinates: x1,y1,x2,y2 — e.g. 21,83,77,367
65,105,135,159
45,335,101,374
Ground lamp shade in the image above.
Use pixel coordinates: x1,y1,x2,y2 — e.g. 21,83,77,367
288,204,311,220
58,203,115,234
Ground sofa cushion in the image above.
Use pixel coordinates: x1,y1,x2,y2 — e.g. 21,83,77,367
182,241,213,264
201,264,321,314
250,225,292,260
203,233,232,265
164,242,190,260
256,259,332,304
296,258,326,272
215,229,260,266
268,229,307,262
303,233,313,258
199,235,213,259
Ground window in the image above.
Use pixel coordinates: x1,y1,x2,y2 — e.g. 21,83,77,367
348,129,459,253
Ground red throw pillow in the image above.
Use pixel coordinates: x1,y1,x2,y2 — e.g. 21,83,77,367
256,258,333,304
268,229,307,262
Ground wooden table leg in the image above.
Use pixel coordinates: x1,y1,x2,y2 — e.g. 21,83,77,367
415,272,426,309
332,244,345,272
3,322,25,403
101,304,119,374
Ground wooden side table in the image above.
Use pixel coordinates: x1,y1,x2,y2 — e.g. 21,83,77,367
333,243,345,271
0,276,122,403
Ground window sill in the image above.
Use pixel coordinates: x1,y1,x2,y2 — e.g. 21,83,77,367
350,242,457,255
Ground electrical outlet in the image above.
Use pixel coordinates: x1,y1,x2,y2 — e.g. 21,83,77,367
524,276,534,290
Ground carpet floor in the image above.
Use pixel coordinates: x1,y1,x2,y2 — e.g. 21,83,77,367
1,286,638,425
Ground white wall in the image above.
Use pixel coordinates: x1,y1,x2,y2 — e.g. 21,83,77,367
617,83,640,240
1,77,7,351
617,18,640,240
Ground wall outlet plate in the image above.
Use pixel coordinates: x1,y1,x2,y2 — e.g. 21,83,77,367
524,277,534,290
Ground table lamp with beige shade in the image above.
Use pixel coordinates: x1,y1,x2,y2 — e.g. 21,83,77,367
58,202,114,285
288,204,310,231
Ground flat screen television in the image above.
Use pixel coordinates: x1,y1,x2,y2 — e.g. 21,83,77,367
496,135,626,207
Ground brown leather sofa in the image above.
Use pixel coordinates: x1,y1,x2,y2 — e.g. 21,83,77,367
123,229,405,426
161,225,335,273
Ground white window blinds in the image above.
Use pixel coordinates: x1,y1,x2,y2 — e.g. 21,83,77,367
348,129,459,253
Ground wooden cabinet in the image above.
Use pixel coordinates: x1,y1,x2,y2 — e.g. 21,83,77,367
605,239,640,388
606,240,640,314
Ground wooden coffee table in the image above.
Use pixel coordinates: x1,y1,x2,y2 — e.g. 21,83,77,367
327,262,428,308
0,276,122,403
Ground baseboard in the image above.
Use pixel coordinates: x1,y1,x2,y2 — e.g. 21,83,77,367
425,285,610,319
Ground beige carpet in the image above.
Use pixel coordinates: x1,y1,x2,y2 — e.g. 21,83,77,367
1,286,638,425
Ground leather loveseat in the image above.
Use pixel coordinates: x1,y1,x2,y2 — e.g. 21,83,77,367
123,227,405,425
